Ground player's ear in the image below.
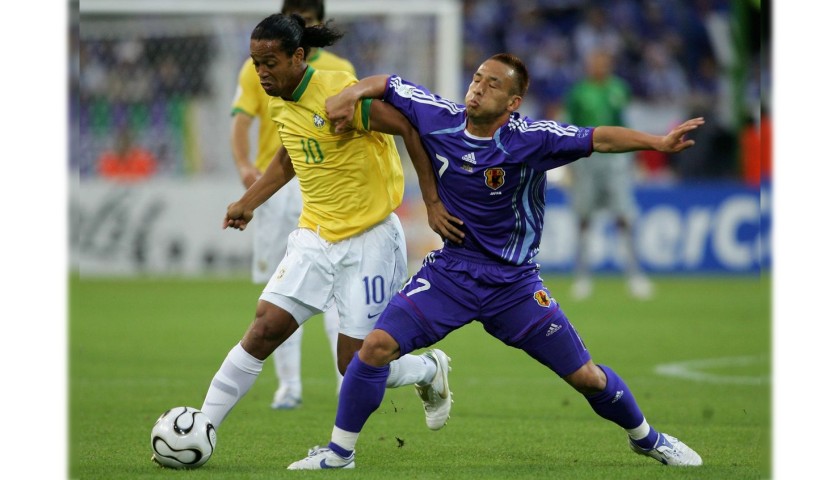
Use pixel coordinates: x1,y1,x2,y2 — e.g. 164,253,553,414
508,95,522,112
293,47,306,64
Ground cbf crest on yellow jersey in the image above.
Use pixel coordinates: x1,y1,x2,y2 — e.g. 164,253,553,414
268,67,403,242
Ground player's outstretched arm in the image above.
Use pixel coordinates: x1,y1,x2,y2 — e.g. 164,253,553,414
592,117,705,154
326,75,392,134
367,100,465,244
224,146,296,231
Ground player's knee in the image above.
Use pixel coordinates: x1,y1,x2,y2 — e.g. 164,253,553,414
245,302,298,356
358,329,400,366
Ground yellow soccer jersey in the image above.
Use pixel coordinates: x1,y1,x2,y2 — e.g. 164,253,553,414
268,67,403,242
231,49,356,172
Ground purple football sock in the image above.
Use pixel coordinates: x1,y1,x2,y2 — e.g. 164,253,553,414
334,352,390,434
585,364,658,448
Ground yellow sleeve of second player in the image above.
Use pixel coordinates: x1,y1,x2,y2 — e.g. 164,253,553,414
231,59,263,117
231,59,280,172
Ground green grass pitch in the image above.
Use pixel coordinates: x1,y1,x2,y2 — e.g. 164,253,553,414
69,274,771,479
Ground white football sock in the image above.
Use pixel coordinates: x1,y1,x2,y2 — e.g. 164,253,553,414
330,425,360,454
626,417,651,440
323,305,343,391
201,343,263,427
386,353,436,388
574,227,592,279
273,327,303,398
618,228,642,277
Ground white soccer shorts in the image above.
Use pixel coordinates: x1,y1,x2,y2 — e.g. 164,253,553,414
251,177,303,284
260,212,408,339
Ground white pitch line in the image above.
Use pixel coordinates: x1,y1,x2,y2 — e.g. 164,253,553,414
654,355,770,385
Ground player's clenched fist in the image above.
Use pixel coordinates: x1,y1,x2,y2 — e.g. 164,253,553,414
223,202,254,231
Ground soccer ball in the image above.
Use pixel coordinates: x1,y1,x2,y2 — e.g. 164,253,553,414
150,406,216,469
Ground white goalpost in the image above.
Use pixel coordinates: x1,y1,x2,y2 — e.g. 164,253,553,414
79,0,462,100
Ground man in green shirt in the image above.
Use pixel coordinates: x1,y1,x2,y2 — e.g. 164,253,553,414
565,49,653,300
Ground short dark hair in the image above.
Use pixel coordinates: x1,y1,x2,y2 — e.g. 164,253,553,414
488,53,529,97
251,13,344,57
281,0,325,22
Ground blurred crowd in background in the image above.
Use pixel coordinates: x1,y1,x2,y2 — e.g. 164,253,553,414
459,0,768,185
71,0,769,186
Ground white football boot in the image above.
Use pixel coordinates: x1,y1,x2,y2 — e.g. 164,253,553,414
271,384,302,410
629,433,702,466
287,446,355,470
415,349,452,430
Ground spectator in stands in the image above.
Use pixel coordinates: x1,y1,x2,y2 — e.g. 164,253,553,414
740,106,771,187
79,43,109,104
97,127,157,181
572,4,622,61
526,33,579,120
108,38,153,105
638,42,689,103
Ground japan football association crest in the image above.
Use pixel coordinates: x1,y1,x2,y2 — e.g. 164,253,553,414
533,289,552,307
484,168,505,190
313,113,326,128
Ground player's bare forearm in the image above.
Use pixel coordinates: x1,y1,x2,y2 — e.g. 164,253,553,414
352,75,390,99
326,75,391,133
402,124,464,244
248,146,295,205
368,101,464,243
231,113,259,188
369,102,437,201
592,117,704,154
224,147,295,231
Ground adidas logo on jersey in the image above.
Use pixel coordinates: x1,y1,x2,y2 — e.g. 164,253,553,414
546,323,562,336
461,152,476,164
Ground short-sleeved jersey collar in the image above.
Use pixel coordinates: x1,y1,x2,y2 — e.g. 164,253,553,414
291,65,316,102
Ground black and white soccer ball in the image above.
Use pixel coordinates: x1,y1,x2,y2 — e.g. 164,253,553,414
150,406,216,469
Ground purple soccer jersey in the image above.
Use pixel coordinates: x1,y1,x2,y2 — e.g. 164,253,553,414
373,76,594,376
383,75,594,265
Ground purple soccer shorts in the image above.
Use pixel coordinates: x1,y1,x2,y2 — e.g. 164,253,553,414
375,249,591,377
